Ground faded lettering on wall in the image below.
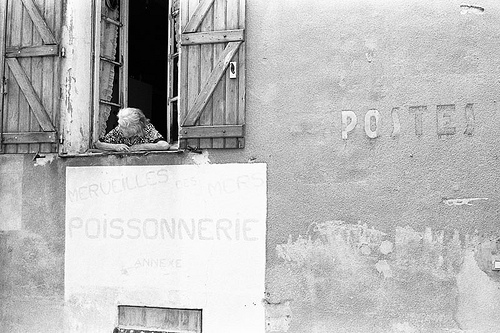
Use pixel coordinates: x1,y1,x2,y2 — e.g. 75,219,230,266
65,164,267,330
341,103,475,139
67,169,264,202
68,216,259,241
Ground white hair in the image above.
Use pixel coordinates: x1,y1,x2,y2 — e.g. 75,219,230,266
117,108,148,136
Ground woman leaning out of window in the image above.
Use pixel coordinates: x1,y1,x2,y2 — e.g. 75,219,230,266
95,108,171,152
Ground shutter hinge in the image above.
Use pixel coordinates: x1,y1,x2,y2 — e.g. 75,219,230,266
59,47,66,58
2,77,7,95
59,134,64,144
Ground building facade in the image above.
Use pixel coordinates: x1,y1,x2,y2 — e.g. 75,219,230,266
1,0,500,332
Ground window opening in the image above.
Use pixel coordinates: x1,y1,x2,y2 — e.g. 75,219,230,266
115,306,202,333
94,0,179,145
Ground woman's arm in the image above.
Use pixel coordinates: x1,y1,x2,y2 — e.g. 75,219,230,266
129,140,171,151
94,141,130,152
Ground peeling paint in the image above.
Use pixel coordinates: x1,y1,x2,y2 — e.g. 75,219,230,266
391,322,418,333
375,259,393,278
460,4,485,15
33,154,56,167
456,250,500,332
380,240,394,254
443,197,488,206
272,221,500,331
190,150,211,165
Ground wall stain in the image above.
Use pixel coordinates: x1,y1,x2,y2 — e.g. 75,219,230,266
34,154,56,167
190,150,211,165
264,298,292,332
442,197,488,206
0,230,63,296
456,250,500,331
270,221,500,332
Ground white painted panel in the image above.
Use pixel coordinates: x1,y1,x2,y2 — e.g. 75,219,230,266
65,163,266,333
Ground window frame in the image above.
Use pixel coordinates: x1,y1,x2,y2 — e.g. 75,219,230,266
86,0,245,155
91,0,129,147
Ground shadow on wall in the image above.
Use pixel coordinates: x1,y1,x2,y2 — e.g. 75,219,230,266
266,221,500,333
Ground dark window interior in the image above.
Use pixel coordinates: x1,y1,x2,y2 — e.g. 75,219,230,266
107,0,176,142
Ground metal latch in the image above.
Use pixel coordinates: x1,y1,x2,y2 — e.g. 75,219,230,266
59,47,66,58
229,62,237,79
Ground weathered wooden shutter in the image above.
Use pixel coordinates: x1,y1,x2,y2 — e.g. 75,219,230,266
179,0,246,149
0,0,61,153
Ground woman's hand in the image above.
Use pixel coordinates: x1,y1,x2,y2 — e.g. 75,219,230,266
112,144,130,152
129,141,170,151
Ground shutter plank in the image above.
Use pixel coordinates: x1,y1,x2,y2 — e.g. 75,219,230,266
186,0,201,149
20,0,56,44
199,3,214,149
0,0,7,152
211,0,226,148
4,0,23,153
182,41,241,126
6,44,59,58
6,58,55,131
180,125,243,138
181,29,244,45
29,0,44,153
18,4,34,153
225,0,239,148
238,0,246,148
3,132,57,143
183,0,215,33
41,0,59,153
179,0,189,149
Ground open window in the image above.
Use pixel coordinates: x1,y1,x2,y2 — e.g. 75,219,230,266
0,0,246,154
92,0,176,147
92,0,246,151
116,305,202,333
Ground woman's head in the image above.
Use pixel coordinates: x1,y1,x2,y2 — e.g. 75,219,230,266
117,108,148,137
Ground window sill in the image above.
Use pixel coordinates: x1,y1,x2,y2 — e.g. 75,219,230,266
59,143,185,158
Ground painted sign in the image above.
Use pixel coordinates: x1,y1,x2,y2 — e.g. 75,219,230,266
341,103,475,139
65,164,267,333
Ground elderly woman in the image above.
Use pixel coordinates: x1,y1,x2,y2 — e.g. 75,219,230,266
95,108,170,152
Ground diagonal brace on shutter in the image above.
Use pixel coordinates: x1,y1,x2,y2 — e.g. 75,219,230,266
182,41,242,126
182,0,215,33
20,0,57,44
6,58,55,131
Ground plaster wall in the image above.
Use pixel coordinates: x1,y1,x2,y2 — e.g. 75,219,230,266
59,0,94,154
239,1,500,331
1,0,500,332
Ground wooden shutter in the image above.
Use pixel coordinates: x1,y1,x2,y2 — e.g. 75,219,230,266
179,0,246,149
0,0,61,153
